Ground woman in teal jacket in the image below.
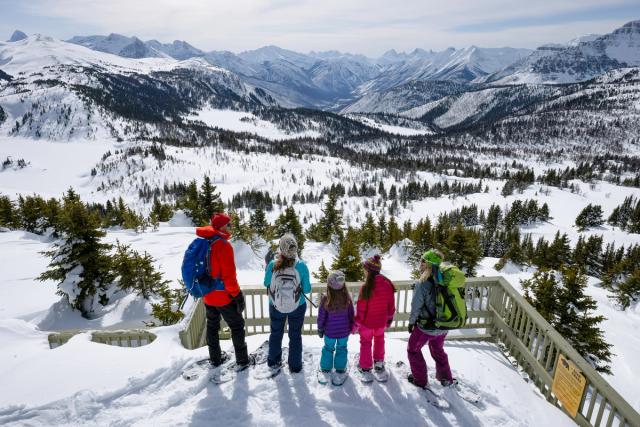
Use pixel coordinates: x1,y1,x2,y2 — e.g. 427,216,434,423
263,233,311,374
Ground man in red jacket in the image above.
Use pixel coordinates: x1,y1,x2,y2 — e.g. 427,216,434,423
197,213,251,369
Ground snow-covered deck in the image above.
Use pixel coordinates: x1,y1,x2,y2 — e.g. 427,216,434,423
0,328,573,427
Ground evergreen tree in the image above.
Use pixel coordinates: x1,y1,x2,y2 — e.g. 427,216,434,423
408,218,433,276
548,231,571,269
522,270,559,320
112,243,170,299
306,190,343,243
445,223,482,276
539,203,551,221
556,267,612,373
313,259,330,283
200,175,224,223
180,179,202,226
249,207,269,237
150,286,185,326
378,214,388,249
38,189,114,318
274,206,305,253
616,269,640,309
575,204,604,231
150,196,173,223
522,268,612,373
385,216,403,251
359,213,379,251
331,227,363,281
0,194,17,228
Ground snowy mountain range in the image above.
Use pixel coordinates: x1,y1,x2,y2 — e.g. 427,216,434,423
1,19,639,143
61,20,640,114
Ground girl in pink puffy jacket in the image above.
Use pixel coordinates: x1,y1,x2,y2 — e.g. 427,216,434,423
355,255,396,375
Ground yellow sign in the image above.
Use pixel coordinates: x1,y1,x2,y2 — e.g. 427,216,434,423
552,354,587,418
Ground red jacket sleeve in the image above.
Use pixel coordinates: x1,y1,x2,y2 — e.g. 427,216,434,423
215,240,240,297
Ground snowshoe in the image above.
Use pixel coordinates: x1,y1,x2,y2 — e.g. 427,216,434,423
373,361,389,383
332,369,349,386
357,367,374,383
250,340,270,366
440,378,482,406
182,350,231,381
395,361,450,410
317,369,332,385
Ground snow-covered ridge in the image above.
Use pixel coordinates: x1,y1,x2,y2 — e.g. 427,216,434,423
0,34,229,76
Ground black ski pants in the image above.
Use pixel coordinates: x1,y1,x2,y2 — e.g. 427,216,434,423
205,302,248,365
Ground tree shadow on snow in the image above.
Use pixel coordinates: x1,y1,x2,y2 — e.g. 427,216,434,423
188,372,252,427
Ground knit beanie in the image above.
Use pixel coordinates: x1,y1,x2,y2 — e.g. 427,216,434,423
327,270,346,290
210,212,231,230
279,234,298,259
421,249,444,265
363,254,382,274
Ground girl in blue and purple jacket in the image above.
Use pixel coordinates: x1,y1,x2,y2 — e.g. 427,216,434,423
317,270,355,374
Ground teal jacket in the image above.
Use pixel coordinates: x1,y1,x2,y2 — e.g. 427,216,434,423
263,259,312,306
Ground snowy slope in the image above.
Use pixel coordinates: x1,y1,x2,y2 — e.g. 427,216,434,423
188,109,321,140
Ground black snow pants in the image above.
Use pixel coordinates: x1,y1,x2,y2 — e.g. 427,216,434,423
205,302,249,366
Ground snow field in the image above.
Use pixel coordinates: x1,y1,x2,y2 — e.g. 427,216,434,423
0,326,574,427
188,108,322,140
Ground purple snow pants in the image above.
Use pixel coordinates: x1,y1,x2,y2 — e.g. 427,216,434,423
407,328,453,387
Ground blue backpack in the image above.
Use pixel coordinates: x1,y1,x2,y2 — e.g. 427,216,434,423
181,236,226,298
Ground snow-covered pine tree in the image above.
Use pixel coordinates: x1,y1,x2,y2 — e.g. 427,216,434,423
38,189,114,318
575,204,604,231
331,227,363,281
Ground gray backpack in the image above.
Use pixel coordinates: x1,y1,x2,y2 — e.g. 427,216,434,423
269,264,302,313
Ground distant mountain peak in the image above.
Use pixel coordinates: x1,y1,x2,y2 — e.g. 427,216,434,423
8,30,27,42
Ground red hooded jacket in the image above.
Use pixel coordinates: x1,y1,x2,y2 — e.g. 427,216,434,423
355,274,396,329
196,226,241,307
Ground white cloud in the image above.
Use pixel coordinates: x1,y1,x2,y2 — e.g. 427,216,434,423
9,0,640,55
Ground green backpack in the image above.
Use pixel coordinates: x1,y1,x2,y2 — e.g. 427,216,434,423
433,265,468,330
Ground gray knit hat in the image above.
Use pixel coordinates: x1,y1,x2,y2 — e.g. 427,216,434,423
279,233,298,259
327,270,346,290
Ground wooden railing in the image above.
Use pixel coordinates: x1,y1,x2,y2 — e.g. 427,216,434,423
178,276,640,427
179,278,496,349
48,330,157,349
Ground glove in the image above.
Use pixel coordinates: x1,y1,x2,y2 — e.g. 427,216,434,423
408,323,414,334
386,318,393,328
232,291,245,314
318,329,324,339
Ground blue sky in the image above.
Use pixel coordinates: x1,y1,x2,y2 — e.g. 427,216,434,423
0,0,638,55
